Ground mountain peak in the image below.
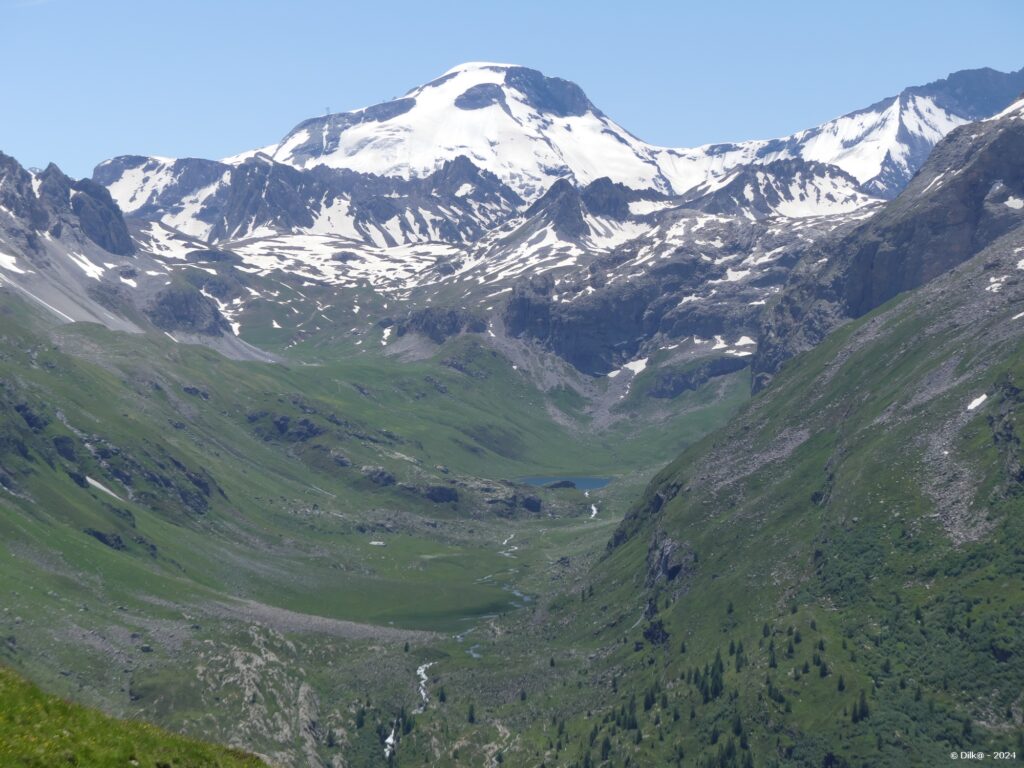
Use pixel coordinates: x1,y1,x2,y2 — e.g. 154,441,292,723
441,61,519,76
258,61,649,199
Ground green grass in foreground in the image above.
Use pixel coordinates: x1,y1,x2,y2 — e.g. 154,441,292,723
0,665,264,767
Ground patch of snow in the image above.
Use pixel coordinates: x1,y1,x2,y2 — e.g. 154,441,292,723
920,171,947,195
628,199,676,216
967,394,987,411
86,476,123,501
66,252,105,280
986,275,1009,293
0,251,26,274
708,268,751,284
622,357,648,375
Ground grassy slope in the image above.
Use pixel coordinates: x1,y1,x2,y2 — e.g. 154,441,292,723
0,665,262,767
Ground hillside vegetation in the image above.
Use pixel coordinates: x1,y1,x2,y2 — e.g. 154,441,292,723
0,665,263,767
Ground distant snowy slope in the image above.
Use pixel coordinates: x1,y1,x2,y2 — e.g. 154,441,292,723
93,63,1024,248
256,62,674,200
94,153,524,246
220,63,1024,201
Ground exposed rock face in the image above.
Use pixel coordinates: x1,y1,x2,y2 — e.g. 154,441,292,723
642,619,670,646
210,159,317,238
271,416,325,442
579,177,645,220
0,154,49,231
754,106,1024,391
843,126,1024,317
988,375,1024,498
395,308,487,344
525,179,589,239
609,482,681,551
68,179,135,256
503,66,596,117
93,153,523,246
422,485,459,504
361,466,396,487
0,154,134,256
501,220,803,376
454,82,507,111
678,158,872,218
519,494,542,513
330,450,352,468
647,357,750,399
483,492,542,516
145,286,229,336
644,529,695,588
504,273,660,375
83,529,126,551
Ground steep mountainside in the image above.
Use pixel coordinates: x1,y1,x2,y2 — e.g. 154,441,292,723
755,97,1024,389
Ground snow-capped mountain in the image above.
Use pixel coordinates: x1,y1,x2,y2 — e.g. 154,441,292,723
677,158,876,218
96,63,1024,244
250,62,674,201
221,63,1024,201
95,153,523,245
4,63,1023,377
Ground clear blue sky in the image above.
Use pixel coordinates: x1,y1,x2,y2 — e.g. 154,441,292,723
3,0,1022,177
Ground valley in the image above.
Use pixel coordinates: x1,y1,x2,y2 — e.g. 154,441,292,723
0,56,1022,767
0,288,744,764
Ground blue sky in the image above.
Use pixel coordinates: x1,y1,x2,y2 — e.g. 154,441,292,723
3,0,1023,177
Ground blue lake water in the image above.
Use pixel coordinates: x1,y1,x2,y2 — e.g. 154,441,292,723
519,476,612,491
